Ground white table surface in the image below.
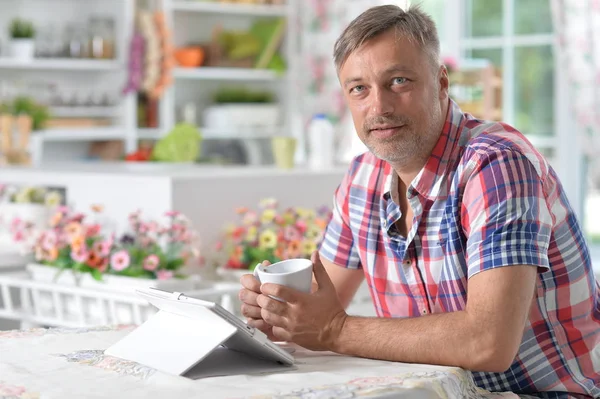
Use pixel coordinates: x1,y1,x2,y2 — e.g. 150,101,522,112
0,325,524,399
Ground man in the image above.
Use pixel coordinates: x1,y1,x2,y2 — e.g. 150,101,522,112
239,4,600,398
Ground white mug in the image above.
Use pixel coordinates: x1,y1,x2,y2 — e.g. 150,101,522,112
253,258,313,300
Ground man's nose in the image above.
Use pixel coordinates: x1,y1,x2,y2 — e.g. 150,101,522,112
370,87,395,117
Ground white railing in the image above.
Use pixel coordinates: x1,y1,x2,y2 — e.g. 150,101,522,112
0,272,241,329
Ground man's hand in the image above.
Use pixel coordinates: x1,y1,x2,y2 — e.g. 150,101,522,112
256,252,348,351
239,261,277,340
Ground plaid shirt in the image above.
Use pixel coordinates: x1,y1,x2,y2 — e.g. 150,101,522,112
320,100,600,398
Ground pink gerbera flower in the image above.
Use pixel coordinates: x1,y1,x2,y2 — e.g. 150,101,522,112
143,254,160,271
41,231,58,251
110,250,130,271
71,247,89,263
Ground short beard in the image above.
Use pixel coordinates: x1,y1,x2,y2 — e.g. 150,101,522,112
362,108,441,166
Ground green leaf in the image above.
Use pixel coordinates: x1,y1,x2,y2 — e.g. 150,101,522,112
91,269,103,281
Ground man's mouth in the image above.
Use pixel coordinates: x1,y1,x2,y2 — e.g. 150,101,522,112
369,125,404,138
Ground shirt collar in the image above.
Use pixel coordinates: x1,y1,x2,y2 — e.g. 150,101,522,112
383,99,465,202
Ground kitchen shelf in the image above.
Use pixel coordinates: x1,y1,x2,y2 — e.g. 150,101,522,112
49,107,121,118
33,128,126,142
0,58,122,71
173,67,283,81
137,126,280,140
171,1,289,16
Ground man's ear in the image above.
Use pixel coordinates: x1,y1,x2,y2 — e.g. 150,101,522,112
438,64,449,101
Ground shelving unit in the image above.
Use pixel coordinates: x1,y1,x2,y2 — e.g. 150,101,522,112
171,1,289,16
0,0,298,164
0,58,122,71
172,67,284,81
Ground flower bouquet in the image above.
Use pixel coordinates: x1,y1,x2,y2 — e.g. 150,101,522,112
26,206,203,291
214,198,332,278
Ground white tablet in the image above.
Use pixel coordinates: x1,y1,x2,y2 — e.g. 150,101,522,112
104,287,295,378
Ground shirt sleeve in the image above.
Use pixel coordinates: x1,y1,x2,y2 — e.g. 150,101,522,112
461,148,552,278
318,165,362,270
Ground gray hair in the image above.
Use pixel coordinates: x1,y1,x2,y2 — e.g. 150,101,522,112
333,4,440,73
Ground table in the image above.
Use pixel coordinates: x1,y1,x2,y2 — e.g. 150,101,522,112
0,325,523,398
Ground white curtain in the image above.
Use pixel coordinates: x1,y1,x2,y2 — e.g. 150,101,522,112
551,0,600,180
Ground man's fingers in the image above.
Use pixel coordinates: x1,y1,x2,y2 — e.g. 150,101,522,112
240,274,261,292
260,283,299,303
256,294,289,315
272,326,292,342
241,303,262,319
261,309,287,328
239,287,260,306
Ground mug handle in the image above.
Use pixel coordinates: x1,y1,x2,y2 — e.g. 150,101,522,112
253,263,262,283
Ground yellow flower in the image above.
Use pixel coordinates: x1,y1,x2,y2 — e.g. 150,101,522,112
305,225,322,241
295,208,309,219
45,191,63,207
246,226,258,242
261,209,276,224
296,208,315,220
282,211,296,225
302,240,317,256
259,230,278,250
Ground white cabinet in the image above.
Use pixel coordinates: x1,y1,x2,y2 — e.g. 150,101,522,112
0,0,299,164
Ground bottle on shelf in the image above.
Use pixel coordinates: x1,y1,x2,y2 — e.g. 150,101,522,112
307,113,335,169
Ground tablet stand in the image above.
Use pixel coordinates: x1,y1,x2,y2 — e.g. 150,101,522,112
105,300,294,379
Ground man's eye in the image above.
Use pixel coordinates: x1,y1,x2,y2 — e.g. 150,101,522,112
392,77,407,85
350,85,365,93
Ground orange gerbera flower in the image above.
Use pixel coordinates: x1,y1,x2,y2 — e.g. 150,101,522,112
86,251,103,268
65,222,82,238
50,212,63,227
70,235,84,252
46,247,59,262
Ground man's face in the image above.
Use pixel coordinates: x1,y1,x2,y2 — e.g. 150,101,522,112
338,29,448,165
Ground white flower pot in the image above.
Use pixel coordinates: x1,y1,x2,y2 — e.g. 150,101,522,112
27,263,199,325
27,263,196,293
203,104,281,132
10,39,35,60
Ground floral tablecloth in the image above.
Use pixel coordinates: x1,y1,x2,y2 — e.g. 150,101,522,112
0,325,523,399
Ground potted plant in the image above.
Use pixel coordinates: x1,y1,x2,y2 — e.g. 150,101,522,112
213,198,332,281
9,18,36,60
203,87,280,134
22,206,203,293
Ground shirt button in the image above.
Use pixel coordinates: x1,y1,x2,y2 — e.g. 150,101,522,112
382,220,387,227
403,260,410,266
422,309,428,315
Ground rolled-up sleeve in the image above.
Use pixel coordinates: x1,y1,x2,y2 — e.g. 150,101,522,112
461,148,552,278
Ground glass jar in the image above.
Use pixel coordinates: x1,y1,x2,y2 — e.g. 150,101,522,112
89,17,115,59
65,24,89,58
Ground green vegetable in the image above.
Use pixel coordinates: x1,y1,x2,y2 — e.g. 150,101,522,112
213,87,273,103
151,123,202,163
1,96,50,130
